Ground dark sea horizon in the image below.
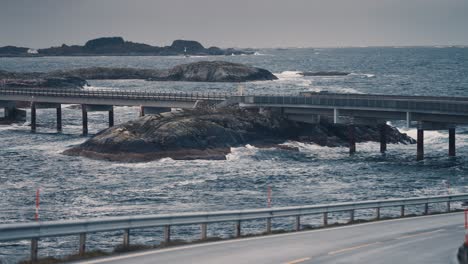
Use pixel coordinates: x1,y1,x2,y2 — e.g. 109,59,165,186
1,47,468,263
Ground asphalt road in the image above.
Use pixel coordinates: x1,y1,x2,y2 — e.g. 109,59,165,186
78,212,465,264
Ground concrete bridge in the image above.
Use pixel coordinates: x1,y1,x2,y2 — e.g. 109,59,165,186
1,87,468,160
239,92,468,160
0,87,227,135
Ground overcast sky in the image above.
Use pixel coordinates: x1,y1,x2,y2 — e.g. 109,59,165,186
1,0,467,48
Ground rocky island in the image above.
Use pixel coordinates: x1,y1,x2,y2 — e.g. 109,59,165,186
64,107,415,162
0,61,277,88
0,37,253,57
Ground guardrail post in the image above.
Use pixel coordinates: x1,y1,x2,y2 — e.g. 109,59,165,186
31,238,38,263
266,218,272,233
376,207,381,220
123,229,130,247
31,102,36,133
164,225,171,244
79,233,86,256
201,223,207,240
424,203,429,215
400,205,405,217
295,216,301,231
350,210,355,222
82,105,88,136
235,220,241,238
56,105,62,132
323,212,328,226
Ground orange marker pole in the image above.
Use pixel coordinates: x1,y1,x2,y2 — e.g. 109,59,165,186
35,189,40,221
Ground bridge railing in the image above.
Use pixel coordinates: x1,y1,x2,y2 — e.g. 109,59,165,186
1,193,467,261
241,95,468,115
0,87,230,102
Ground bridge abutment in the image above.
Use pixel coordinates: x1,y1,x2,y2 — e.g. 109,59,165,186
139,106,172,117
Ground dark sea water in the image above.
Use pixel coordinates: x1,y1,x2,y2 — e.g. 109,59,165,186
1,47,468,263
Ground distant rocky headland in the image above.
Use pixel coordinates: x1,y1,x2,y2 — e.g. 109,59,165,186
0,37,253,57
63,107,415,162
0,61,277,88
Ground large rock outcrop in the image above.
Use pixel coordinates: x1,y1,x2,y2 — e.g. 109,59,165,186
63,107,415,162
148,61,278,82
1,61,277,84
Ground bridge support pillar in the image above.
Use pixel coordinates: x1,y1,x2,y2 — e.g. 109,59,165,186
447,201,451,212
82,106,88,136
31,102,36,133
349,210,355,223
201,223,207,240
31,238,38,263
323,212,328,226
139,106,145,117
164,225,171,244
235,220,241,238
379,124,387,154
449,127,456,157
417,128,424,161
79,233,86,256
109,108,114,127
376,207,381,220
56,105,62,132
424,203,429,215
123,229,130,247
400,205,405,217
349,125,356,155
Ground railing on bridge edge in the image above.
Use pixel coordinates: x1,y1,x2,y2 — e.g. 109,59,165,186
1,193,467,262
0,87,230,102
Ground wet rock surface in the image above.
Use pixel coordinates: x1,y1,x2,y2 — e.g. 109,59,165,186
64,107,415,162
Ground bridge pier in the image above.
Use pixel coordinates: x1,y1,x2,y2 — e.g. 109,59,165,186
417,128,424,161
109,108,114,127
82,107,88,136
30,102,62,133
31,102,36,133
379,124,387,154
349,124,356,155
449,127,456,157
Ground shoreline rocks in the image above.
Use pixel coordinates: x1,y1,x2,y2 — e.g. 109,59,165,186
63,107,415,162
300,71,350,76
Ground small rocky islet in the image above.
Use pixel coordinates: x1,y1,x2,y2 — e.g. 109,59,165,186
63,107,416,162
0,61,277,88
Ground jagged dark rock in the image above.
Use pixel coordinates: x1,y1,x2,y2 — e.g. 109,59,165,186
147,61,278,82
301,71,350,76
63,107,415,162
0,37,253,57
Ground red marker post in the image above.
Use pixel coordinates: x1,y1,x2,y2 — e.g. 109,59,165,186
35,189,40,221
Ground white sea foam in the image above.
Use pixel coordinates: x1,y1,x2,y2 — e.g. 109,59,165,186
274,71,303,79
349,73,375,78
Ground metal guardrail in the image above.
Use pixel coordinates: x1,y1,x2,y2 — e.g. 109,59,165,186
242,95,468,115
0,87,229,102
1,194,467,262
